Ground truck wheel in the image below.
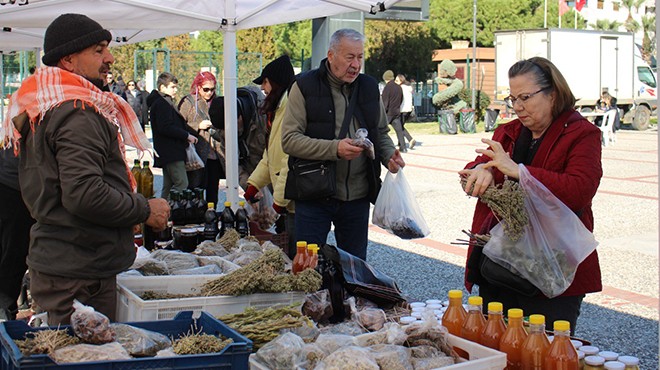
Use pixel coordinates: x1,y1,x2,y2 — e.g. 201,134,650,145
632,106,651,131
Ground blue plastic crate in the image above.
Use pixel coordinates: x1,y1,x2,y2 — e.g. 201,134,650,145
0,311,252,370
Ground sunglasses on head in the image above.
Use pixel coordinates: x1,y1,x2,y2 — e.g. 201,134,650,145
201,87,215,93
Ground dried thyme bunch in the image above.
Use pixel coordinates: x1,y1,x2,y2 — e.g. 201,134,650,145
461,177,528,241
15,329,81,355
172,333,233,355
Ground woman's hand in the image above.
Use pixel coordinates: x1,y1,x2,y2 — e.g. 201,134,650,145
476,138,519,179
458,164,494,197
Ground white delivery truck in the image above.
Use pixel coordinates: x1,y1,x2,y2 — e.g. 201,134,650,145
494,28,657,130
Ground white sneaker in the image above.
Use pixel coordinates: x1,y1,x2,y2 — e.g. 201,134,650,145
409,139,416,149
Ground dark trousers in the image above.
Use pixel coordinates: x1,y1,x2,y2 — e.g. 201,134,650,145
389,115,413,150
204,158,224,207
478,281,585,335
29,269,117,326
294,197,370,260
0,183,34,318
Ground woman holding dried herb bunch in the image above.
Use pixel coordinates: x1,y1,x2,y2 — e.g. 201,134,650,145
458,57,602,332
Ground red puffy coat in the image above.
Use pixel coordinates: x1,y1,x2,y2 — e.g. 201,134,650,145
465,110,603,297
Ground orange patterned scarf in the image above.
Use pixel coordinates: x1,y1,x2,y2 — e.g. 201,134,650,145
1,67,151,191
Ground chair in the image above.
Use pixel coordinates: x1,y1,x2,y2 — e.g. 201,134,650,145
599,110,617,147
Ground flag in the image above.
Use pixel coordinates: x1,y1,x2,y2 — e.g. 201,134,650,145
576,0,586,11
559,0,570,16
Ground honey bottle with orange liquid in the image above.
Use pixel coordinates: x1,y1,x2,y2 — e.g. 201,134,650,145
545,320,579,370
461,296,486,343
521,314,551,370
499,308,528,370
480,301,507,350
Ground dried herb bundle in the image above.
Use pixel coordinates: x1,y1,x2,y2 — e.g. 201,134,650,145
172,333,233,355
217,229,240,251
219,305,312,349
461,178,528,241
14,329,80,355
140,291,195,300
201,249,321,296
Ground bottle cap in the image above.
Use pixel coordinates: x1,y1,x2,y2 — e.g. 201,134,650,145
447,290,463,299
134,159,140,164
584,355,605,366
553,320,570,331
580,345,600,356
208,202,214,209
528,314,545,325
297,241,307,247
239,200,245,206
309,245,319,254
224,201,231,207
307,243,317,250
467,296,482,306
487,302,503,312
507,308,523,318
603,361,625,370
142,160,150,165
617,356,639,365
599,351,619,361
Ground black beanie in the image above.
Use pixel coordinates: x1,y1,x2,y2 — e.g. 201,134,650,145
253,55,294,88
42,14,112,66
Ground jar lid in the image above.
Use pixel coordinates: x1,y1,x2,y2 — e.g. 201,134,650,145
410,302,426,308
577,350,585,360
426,304,443,310
617,356,639,365
581,345,600,355
585,355,605,366
571,339,583,349
599,351,619,361
399,316,417,324
425,299,442,306
603,361,625,370
181,228,197,234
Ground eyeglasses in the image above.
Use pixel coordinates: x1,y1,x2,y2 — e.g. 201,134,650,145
201,87,215,93
128,83,135,86
504,88,548,109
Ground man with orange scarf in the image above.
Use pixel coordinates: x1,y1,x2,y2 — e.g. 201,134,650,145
0,14,170,325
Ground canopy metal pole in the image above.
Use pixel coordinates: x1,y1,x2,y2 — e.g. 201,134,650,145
223,0,239,209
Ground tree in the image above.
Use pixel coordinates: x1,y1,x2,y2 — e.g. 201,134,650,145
641,14,656,65
624,18,640,33
589,19,622,31
620,0,635,21
364,20,440,82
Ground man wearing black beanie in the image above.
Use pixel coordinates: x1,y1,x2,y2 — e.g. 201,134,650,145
2,13,170,325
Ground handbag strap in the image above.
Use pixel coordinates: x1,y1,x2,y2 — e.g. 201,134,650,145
338,83,359,139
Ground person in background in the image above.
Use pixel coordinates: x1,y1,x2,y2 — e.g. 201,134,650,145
147,72,198,200
125,79,148,131
594,91,620,132
178,71,221,199
381,69,408,153
0,149,35,321
459,57,602,332
207,86,267,197
243,55,296,257
281,29,405,260
106,71,126,100
395,73,416,149
1,13,169,325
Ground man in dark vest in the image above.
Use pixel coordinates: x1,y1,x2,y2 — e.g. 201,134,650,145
281,28,405,260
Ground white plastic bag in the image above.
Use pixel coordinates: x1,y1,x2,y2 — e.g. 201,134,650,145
483,164,599,298
372,169,430,239
184,142,204,171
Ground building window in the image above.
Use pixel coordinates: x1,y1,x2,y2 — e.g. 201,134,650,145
612,1,619,11
597,0,604,9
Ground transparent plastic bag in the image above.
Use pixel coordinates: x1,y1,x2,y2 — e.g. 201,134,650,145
70,300,115,344
50,342,130,364
247,186,279,232
351,128,375,159
185,142,205,171
255,332,305,369
483,164,599,298
372,169,430,239
112,323,172,357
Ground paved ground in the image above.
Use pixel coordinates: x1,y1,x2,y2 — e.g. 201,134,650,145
130,124,659,368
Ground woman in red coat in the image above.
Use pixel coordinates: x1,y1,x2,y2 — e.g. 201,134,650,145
459,57,602,332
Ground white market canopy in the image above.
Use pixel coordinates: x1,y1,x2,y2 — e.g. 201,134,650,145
0,0,403,206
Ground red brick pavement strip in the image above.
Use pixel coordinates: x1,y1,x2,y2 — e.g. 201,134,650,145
369,225,660,310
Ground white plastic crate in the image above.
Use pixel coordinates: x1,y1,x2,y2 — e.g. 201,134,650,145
116,275,307,322
248,333,506,370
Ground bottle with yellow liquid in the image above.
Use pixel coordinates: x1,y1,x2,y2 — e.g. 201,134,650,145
499,308,528,370
461,296,486,343
131,159,142,193
139,160,154,198
480,301,507,350
521,314,551,369
545,320,579,370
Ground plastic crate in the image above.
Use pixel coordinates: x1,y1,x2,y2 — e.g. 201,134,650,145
249,222,289,255
248,333,505,370
0,311,251,370
116,275,306,322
